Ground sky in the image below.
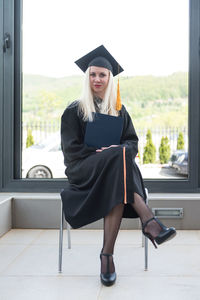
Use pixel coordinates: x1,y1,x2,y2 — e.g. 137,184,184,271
22,0,189,78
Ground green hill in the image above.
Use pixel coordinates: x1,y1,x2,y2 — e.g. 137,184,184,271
23,72,188,128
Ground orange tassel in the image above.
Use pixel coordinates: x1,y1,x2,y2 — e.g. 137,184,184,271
116,78,122,111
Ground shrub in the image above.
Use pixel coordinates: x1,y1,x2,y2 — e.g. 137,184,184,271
26,128,34,148
177,132,184,150
143,129,156,164
159,136,170,164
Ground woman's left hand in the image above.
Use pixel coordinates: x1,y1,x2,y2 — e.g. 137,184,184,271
96,145,119,152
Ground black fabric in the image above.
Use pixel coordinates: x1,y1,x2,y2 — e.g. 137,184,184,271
60,100,147,229
89,56,113,73
74,45,124,76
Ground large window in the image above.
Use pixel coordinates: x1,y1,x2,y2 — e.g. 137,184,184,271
0,0,200,192
21,0,189,180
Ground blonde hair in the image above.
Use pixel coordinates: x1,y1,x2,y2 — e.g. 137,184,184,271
78,67,119,121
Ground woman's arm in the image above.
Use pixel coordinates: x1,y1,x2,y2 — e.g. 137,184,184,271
61,104,96,165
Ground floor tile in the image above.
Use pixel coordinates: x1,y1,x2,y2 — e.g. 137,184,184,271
0,245,28,273
2,244,101,276
0,229,43,245
114,243,200,276
32,229,103,245
0,229,200,300
0,276,101,300
98,276,200,300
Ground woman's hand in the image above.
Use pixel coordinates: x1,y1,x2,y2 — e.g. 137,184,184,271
96,145,119,152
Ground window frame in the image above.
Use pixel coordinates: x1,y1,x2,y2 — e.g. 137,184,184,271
0,0,200,193
0,0,3,190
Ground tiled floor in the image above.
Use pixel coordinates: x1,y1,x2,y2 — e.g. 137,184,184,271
0,229,200,300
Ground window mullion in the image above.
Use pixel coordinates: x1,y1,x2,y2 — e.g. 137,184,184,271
2,0,15,189
0,0,4,190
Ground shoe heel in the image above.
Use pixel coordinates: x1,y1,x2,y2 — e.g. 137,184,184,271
150,237,157,249
144,232,157,249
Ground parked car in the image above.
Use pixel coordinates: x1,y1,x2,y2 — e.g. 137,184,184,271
22,132,141,178
22,132,65,178
173,152,188,175
169,150,185,167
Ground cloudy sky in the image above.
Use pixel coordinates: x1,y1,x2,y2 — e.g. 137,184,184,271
23,0,188,77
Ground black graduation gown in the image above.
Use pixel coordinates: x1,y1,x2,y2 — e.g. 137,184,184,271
60,100,147,229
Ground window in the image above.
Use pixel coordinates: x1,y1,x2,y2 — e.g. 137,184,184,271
0,0,200,192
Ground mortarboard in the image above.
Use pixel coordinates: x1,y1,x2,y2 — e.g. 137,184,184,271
74,45,123,110
74,45,124,77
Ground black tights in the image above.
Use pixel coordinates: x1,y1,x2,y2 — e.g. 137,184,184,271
101,192,162,273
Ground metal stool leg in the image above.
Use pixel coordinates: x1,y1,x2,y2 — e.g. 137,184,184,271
144,188,149,271
66,219,71,249
144,235,148,271
58,199,72,272
58,200,64,273
141,221,148,271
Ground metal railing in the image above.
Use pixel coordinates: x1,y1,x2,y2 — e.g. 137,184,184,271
22,121,188,157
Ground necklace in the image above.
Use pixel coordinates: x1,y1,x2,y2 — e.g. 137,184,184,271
93,96,103,112
94,96,103,104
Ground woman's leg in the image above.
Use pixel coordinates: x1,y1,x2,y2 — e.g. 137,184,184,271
131,192,162,238
101,203,124,273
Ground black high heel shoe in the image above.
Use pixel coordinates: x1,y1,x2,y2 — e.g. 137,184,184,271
100,253,116,286
142,217,176,249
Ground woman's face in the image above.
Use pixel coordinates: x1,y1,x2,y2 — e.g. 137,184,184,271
89,66,110,98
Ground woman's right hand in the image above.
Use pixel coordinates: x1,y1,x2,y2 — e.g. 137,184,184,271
96,145,119,152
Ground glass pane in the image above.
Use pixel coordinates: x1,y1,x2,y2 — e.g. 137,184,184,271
22,0,188,179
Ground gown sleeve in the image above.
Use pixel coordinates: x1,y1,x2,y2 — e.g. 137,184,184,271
119,105,139,159
61,102,96,165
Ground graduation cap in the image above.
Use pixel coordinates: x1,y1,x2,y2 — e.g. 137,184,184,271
75,45,123,110
74,45,124,77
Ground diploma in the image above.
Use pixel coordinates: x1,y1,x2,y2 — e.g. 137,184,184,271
84,112,123,148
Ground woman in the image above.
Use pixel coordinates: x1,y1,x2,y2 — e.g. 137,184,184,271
61,45,176,287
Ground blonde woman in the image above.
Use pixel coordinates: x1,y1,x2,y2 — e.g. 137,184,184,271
61,45,176,287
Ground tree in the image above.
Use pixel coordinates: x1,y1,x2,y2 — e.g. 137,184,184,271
159,136,170,164
26,128,34,148
177,132,184,150
143,129,156,164
38,90,63,118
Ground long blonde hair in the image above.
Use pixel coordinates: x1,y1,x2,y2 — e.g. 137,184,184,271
78,67,119,121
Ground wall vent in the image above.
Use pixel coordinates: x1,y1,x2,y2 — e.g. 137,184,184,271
152,208,183,218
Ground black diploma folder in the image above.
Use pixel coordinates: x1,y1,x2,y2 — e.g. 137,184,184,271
84,112,123,148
